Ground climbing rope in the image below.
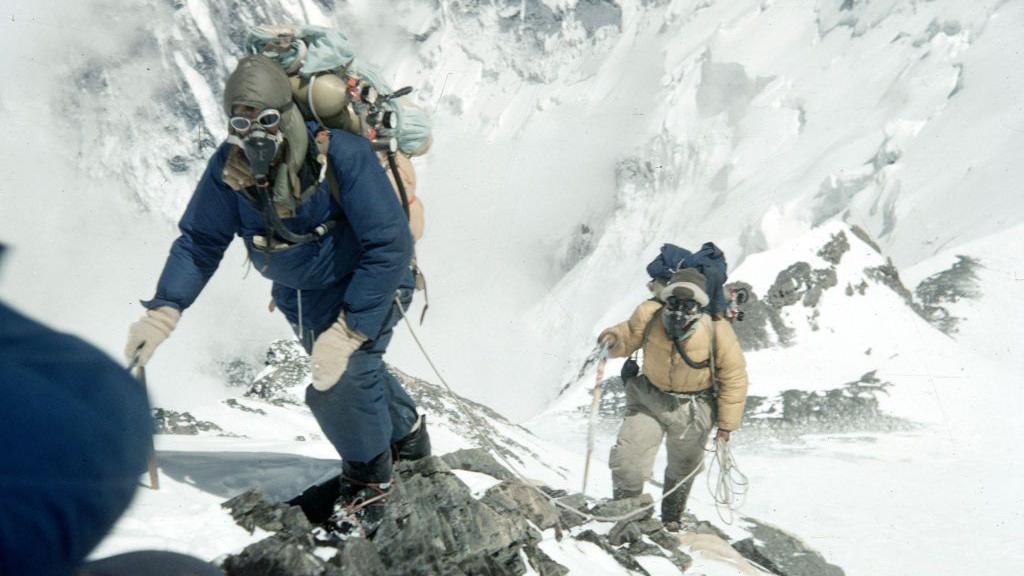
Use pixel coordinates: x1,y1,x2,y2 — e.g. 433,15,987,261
705,436,749,525
395,295,710,525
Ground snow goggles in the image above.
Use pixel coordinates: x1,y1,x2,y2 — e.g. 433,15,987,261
228,109,282,134
666,296,700,314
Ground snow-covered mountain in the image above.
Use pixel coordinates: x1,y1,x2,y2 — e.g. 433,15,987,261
1,0,1022,574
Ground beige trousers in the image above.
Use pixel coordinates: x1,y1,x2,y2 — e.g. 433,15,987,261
609,376,714,493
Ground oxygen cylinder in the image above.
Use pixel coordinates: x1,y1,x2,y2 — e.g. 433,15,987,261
289,73,361,132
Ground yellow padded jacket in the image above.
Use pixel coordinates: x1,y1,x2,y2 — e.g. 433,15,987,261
600,300,749,431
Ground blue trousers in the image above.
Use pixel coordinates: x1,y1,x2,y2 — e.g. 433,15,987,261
301,290,419,464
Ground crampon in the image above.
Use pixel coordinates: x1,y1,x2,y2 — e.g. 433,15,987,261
318,480,392,541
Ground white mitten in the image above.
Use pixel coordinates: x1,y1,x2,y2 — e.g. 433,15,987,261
124,307,180,367
311,312,368,391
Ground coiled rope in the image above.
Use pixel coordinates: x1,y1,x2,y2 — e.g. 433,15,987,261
706,436,749,525
395,295,710,524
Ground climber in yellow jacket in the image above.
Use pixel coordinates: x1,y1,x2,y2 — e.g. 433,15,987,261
599,268,749,531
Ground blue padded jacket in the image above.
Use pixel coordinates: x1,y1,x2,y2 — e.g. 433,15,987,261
142,126,414,340
0,300,152,576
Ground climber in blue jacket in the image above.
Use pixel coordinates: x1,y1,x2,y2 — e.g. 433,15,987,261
123,55,429,532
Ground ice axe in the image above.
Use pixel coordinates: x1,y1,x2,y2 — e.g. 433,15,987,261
128,349,160,490
581,341,610,498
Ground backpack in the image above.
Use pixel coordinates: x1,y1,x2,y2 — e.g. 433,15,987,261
645,242,730,314
245,24,430,242
246,25,432,156
620,242,737,382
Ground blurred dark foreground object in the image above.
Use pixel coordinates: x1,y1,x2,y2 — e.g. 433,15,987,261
0,245,223,576
79,550,224,576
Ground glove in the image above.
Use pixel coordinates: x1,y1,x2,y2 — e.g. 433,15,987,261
311,312,368,391
222,146,255,191
598,333,618,350
124,307,181,367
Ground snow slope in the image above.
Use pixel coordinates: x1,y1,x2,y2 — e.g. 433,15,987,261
534,221,1024,575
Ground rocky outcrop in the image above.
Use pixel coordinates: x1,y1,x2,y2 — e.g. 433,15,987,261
481,480,561,530
441,448,517,481
733,517,845,576
914,255,981,334
220,449,845,576
727,280,781,351
152,408,223,435
244,340,308,406
743,371,911,439
221,457,546,576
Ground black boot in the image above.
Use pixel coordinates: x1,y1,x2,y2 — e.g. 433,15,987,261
288,475,342,525
330,449,394,538
660,476,694,532
391,414,431,462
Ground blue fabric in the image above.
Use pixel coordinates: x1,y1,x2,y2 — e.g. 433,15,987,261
646,242,729,314
304,289,418,464
0,301,152,576
143,125,414,340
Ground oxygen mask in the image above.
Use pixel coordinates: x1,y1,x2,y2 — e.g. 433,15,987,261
663,295,702,340
227,109,284,187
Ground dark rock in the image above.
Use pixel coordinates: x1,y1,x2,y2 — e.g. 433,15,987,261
817,231,850,265
647,530,694,572
914,255,981,334
497,0,561,37
575,0,623,35
864,259,914,302
589,494,653,522
152,408,222,435
167,155,190,173
554,493,590,529
524,545,570,576
224,398,268,416
690,517,731,541
742,371,910,438
441,448,516,481
635,518,663,534
727,280,781,350
850,225,882,253
766,262,838,310
325,537,387,576
575,530,650,575
221,534,324,576
597,376,627,417
222,488,312,540
625,540,662,556
221,358,256,388
245,339,308,406
559,223,596,273
647,529,678,551
372,457,536,575
482,480,561,530
733,517,845,576
607,518,643,546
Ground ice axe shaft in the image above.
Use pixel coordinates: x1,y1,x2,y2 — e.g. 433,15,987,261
135,365,160,490
581,345,609,498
